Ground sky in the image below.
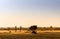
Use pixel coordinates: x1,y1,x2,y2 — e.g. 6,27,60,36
0,0,60,27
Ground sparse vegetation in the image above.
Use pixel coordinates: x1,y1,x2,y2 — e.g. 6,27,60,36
0,26,60,39
29,25,37,34
15,26,17,32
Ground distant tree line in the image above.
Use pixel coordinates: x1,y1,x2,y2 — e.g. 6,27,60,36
0,25,60,34
0,25,60,31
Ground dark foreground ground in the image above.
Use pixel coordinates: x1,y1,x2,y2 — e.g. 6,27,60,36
0,32,60,39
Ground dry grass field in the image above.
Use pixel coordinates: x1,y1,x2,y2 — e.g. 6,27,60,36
0,32,60,39
0,30,60,39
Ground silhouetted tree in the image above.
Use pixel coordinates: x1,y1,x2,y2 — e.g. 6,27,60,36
19,26,22,32
15,26,17,32
29,25,37,34
50,26,53,31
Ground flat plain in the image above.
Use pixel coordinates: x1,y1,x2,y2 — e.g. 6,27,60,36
0,30,60,39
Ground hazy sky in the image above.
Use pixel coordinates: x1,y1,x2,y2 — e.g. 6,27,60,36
0,0,60,27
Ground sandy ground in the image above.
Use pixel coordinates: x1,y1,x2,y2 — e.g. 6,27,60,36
0,30,60,39
0,30,60,34
0,32,60,39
